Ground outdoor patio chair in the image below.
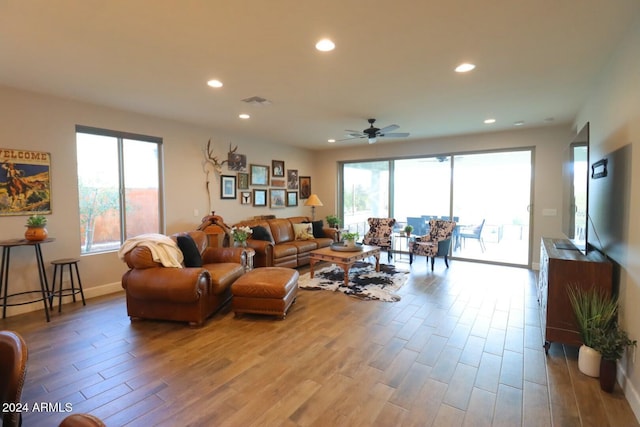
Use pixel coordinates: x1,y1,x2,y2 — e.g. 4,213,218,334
458,219,486,252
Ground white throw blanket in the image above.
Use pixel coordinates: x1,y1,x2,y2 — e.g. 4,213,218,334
118,233,184,268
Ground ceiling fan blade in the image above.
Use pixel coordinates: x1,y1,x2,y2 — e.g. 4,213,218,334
380,132,410,138
338,135,364,142
378,124,400,133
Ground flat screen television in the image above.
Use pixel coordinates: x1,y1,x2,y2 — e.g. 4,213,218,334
560,122,589,253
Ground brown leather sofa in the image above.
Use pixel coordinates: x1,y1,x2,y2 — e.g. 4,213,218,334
233,216,337,268
121,230,246,326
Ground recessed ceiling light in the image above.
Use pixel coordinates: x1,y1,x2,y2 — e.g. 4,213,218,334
315,39,335,52
484,118,496,124
328,139,336,143
239,113,250,119
513,120,525,126
455,63,476,73
207,79,223,88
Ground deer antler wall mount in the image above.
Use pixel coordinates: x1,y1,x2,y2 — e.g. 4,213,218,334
202,139,240,212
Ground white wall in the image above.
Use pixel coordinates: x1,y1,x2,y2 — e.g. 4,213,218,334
575,13,640,418
0,86,315,315
311,124,574,267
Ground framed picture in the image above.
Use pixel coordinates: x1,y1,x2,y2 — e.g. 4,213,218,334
220,175,236,199
286,191,298,207
0,149,52,215
237,172,249,189
270,189,286,208
250,164,270,186
299,176,311,199
240,191,251,205
272,160,285,177
227,145,247,172
253,189,267,207
287,169,298,189
271,179,285,187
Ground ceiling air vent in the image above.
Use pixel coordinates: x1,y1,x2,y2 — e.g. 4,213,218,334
241,96,272,106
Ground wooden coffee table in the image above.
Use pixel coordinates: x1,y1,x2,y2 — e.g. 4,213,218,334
309,245,381,287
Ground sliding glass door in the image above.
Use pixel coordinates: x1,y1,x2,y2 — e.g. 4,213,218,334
342,161,389,236
394,157,451,236
340,148,533,267
452,150,532,265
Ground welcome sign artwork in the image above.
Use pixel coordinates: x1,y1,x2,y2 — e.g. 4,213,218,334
0,149,52,215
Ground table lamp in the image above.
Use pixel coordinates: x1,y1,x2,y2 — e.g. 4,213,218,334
304,194,323,220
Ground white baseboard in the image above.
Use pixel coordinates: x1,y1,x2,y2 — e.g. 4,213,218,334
2,281,123,318
619,364,640,421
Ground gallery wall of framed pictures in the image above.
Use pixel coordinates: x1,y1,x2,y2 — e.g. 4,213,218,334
212,146,311,210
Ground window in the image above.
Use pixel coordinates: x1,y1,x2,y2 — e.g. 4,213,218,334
76,126,163,254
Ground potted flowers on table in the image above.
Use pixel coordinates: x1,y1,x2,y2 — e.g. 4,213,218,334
231,226,252,247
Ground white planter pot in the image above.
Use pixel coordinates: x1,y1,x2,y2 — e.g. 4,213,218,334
578,344,601,377
345,239,356,248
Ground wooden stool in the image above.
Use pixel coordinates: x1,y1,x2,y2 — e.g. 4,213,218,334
50,258,86,312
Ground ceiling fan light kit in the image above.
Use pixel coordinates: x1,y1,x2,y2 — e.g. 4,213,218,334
340,118,409,144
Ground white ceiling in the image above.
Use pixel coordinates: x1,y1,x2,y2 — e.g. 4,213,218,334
1,1,639,149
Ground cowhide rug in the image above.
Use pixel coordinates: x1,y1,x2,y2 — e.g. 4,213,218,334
298,261,409,302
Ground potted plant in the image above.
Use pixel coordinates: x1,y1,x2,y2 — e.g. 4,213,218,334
404,224,414,237
326,214,340,229
342,231,359,248
567,285,618,377
591,325,637,392
25,214,48,241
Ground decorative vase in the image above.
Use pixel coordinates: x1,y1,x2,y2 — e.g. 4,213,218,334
234,240,247,248
345,239,356,248
25,225,48,241
578,344,601,377
599,358,617,392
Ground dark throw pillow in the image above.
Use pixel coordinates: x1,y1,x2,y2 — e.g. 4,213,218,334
311,220,324,238
176,235,203,267
251,225,273,242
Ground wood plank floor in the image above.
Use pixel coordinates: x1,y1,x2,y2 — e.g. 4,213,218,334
2,259,638,426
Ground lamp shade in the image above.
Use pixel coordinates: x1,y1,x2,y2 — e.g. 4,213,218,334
304,194,324,207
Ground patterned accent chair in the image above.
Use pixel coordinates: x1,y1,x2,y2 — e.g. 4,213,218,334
362,217,396,262
409,219,456,270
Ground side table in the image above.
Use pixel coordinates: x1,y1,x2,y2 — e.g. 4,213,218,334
1,238,55,322
393,233,412,260
243,248,255,272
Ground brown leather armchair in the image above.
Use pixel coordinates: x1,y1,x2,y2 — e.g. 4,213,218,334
121,231,246,326
59,414,106,427
0,330,28,427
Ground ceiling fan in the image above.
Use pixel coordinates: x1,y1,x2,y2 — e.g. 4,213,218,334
340,118,410,144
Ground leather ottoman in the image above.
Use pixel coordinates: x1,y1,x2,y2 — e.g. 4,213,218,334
231,267,299,319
